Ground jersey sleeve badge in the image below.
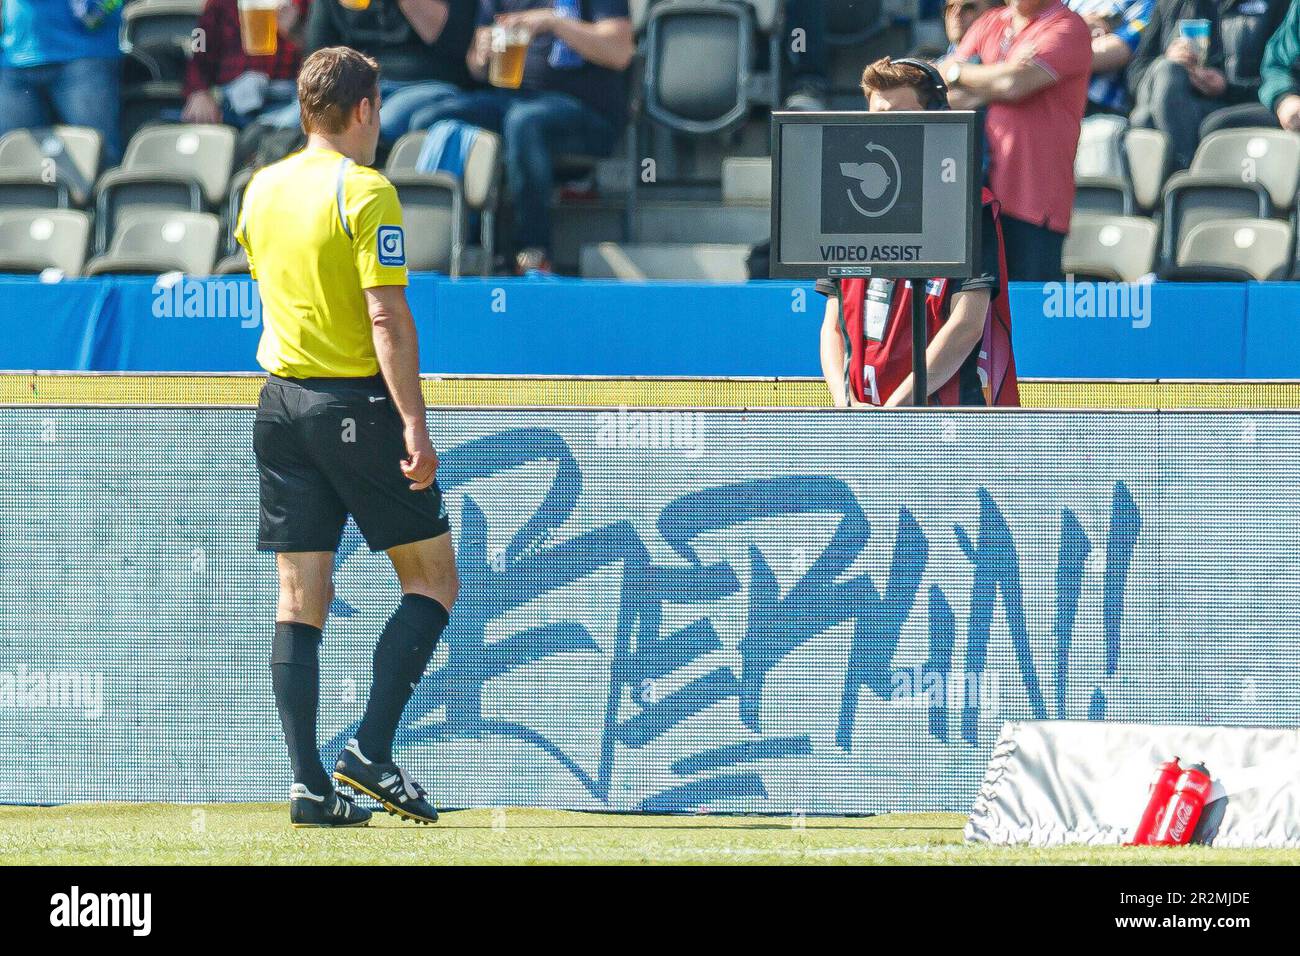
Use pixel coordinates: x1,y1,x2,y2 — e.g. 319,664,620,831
377,226,406,267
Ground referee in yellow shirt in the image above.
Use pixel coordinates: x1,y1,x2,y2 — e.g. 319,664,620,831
238,47,456,828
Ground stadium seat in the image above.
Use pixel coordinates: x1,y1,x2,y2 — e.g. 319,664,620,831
1159,130,1298,269
721,156,770,204
1168,218,1294,281
628,2,756,239
0,174,67,211
580,241,751,281
629,0,656,31
1062,214,1159,282
1076,115,1128,180
83,210,220,276
94,123,236,252
1073,176,1134,216
1191,128,1300,212
1125,127,1170,214
213,248,250,275
1160,172,1271,271
120,80,187,144
0,126,102,209
122,0,204,84
643,2,754,135
388,173,465,275
0,209,92,276
386,128,502,276
224,167,252,257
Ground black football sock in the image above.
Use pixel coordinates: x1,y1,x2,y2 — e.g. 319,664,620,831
271,621,332,795
354,593,450,763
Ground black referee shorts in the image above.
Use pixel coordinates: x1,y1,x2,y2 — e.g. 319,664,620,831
254,374,451,553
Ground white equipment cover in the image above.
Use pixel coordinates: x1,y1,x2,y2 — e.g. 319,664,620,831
965,721,1300,847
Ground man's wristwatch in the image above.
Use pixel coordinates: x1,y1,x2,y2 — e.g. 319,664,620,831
944,61,962,87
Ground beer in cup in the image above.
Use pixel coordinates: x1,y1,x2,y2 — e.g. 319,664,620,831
489,25,531,89
338,0,372,10
1177,18,1211,65
237,0,279,57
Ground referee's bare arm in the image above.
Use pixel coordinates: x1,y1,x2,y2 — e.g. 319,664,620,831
365,285,438,491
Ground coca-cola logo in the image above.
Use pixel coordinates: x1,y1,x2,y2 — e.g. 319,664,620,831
1169,802,1195,840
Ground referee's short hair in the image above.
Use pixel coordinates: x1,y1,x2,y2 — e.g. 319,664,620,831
298,46,381,135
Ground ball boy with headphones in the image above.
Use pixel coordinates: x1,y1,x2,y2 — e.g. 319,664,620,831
817,56,1019,408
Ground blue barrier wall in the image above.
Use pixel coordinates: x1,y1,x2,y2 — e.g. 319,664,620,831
3,407,1298,810
3,275,1298,378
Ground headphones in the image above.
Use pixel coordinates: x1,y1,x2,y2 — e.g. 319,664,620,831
891,57,951,110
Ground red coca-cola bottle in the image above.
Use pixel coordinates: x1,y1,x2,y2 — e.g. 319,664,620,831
1126,757,1182,846
1151,763,1214,846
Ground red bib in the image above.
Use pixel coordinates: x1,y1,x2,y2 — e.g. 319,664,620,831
837,188,1019,407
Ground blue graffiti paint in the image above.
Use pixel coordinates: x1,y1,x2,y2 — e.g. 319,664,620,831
322,428,1139,810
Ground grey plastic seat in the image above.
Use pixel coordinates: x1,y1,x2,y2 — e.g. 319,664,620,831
83,210,220,276
214,248,250,275
122,0,205,83
0,126,102,208
94,123,236,252
1062,214,1159,283
1125,127,1170,214
629,0,655,31
386,128,502,276
644,3,752,135
1191,128,1300,211
224,167,253,256
721,156,770,204
1074,177,1133,216
1160,176,1270,270
388,173,462,275
120,81,187,144
0,209,92,276
1175,218,1293,281
1076,114,1128,180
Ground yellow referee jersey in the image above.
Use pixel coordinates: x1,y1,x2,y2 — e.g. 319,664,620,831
237,147,409,378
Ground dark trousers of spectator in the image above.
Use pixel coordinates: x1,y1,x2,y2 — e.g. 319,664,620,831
411,89,618,254
1000,215,1065,282
1130,58,1225,169
1199,101,1278,139
0,56,122,162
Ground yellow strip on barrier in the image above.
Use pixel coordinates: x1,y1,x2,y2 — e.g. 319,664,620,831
3,374,1300,409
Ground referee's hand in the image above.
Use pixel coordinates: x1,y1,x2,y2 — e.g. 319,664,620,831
401,426,440,491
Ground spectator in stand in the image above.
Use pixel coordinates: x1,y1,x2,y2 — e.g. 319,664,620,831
1252,0,1300,131
1127,0,1227,168
183,0,310,128
1068,0,1155,114
941,0,1092,281
1130,0,1287,161
412,0,634,274
0,0,124,161
263,0,477,141
943,0,1003,55
1197,0,1290,136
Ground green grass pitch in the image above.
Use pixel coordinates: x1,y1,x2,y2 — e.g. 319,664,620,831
3,804,1298,865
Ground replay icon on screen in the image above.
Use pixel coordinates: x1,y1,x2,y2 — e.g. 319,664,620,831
770,110,981,280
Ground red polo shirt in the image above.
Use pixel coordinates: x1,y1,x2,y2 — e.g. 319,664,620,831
954,2,1091,234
